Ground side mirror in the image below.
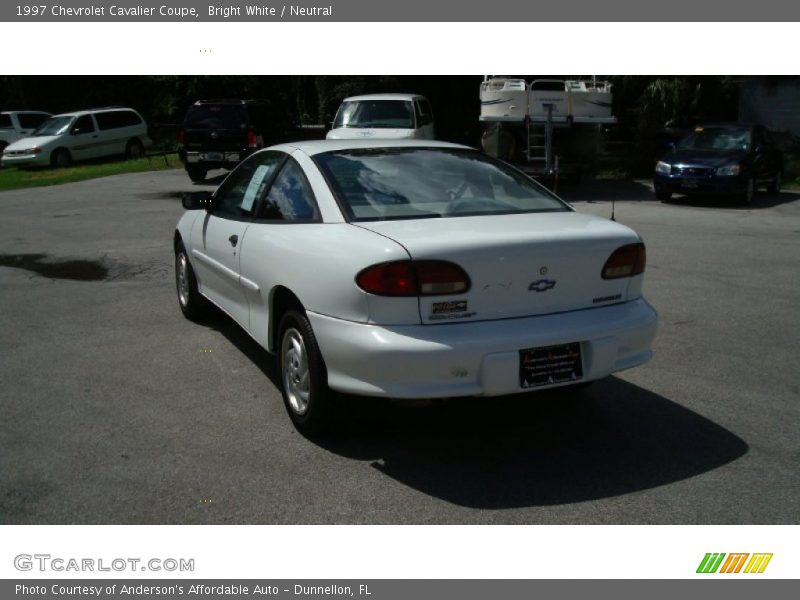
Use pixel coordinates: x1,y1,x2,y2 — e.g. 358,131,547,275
182,191,214,210
753,144,765,154
666,141,676,151
70,128,82,136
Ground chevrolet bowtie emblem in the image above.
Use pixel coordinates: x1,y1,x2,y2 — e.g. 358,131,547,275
528,279,556,292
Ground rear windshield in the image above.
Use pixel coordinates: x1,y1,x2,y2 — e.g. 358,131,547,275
33,116,74,136
678,127,751,152
333,100,415,130
184,105,248,130
314,148,569,222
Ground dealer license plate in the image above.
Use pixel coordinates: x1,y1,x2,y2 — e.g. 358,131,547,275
519,342,583,388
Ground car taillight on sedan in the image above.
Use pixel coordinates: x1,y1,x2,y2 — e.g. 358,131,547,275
602,243,646,279
356,260,471,297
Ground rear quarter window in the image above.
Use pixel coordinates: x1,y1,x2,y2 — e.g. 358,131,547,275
95,110,143,130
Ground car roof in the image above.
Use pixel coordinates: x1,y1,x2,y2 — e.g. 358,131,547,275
1,110,51,115
342,93,426,102
270,139,471,156
52,107,139,118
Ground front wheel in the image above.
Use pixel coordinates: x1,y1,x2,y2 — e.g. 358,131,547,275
279,310,335,436
739,177,755,205
50,148,71,168
655,190,672,202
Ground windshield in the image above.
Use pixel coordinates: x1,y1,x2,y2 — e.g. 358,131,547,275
678,127,751,152
333,100,415,129
184,105,247,130
33,116,74,136
314,148,569,222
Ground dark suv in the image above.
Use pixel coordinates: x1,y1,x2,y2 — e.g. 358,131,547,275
179,100,279,182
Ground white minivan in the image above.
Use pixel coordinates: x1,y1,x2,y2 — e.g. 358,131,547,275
326,93,435,140
1,107,151,168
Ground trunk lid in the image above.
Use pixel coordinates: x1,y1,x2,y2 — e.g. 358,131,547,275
355,212,641,324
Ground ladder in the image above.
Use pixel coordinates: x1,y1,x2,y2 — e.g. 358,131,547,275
526,103,555,172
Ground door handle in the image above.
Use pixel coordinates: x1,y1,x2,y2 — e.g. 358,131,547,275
228,235,238,247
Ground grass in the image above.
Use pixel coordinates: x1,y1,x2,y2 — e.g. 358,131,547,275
0,153,181,192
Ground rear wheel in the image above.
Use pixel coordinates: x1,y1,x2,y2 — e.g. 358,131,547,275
125,138,144,159
175,241,208,321
186,165,207,182
50,148,71,168
279,309,335,436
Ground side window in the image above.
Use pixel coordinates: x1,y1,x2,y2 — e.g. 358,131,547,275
18,113,49,129
213,151,284,219
258,157,319,222
72,115,95,135
416,99,433,126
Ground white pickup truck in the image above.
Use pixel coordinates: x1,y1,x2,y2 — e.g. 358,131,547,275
0,111,52,153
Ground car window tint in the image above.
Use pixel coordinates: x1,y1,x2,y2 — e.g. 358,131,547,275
185,105,247,130
213,152,283,219
0,114,12,128
18,113,49,129
72,115,95,134
96,110,142,130
259,157,319,222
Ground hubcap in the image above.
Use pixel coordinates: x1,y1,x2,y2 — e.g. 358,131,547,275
177,252,189,307
282,328,311,415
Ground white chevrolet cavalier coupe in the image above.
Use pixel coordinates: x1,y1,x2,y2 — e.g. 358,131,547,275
174,140,658,434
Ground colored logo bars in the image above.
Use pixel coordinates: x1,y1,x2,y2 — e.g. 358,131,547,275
696,553,773,574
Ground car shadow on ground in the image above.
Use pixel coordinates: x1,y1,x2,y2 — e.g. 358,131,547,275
559,179,800,210
204,306,749,510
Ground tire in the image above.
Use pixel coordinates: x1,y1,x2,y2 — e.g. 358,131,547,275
738,177,755,205
655,190,672,202
125,138,144,159
278,309,335,436
175,241,209,321
50,148,71,168
767,171,782,194
186,165,207,182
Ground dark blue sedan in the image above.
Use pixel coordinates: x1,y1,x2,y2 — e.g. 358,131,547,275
653,123,783,204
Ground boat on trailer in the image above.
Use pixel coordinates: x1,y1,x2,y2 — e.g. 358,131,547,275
479,77,617,180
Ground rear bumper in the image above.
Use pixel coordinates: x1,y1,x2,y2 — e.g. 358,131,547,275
184,149,251,170
308,298,658,399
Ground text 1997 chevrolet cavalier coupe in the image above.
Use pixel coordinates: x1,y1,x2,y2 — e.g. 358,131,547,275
174,140,658,434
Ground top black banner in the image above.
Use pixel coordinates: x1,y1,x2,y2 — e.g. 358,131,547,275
3,0,800,21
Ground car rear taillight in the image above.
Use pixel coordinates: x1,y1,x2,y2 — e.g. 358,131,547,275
177,128,185,145
247,131,258,149
356,260,471,297
602,243,646,279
